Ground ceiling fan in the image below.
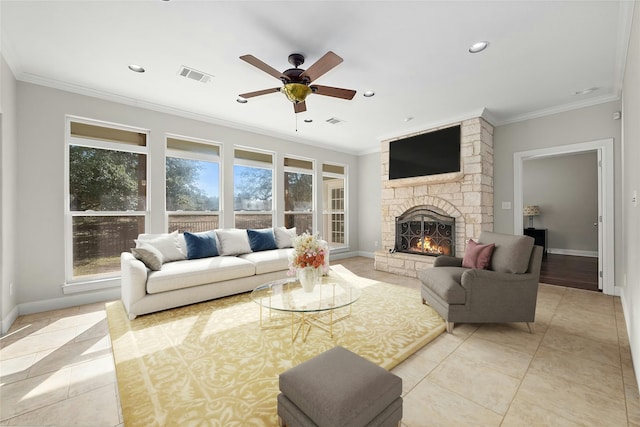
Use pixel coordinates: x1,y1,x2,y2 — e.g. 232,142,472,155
238,51,356,113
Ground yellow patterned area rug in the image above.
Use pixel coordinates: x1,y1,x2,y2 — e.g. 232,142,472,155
106,265,445,427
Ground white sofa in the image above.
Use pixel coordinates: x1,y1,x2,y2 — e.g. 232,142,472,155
121,227,297,320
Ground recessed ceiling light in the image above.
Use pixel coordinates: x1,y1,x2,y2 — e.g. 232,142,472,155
128,64,145,73
403,117,414,122
363,91,375,97
304,119,313,123
468,41,489,53
573,87,598,95
236,97,248,104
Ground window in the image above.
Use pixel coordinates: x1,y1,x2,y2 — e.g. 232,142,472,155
166,136,221,232
234,149,273,228
66,119,148,281
322,163,347,249
284,157,314,233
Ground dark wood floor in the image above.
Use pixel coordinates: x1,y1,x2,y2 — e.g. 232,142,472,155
539,253,599,291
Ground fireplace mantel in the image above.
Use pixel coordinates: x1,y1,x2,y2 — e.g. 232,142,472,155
385,172,464,188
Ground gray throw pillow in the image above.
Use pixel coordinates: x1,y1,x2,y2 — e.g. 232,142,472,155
131,243,164,271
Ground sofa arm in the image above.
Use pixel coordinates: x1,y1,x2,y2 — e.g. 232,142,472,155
434,256,463,268
121,252,149,320
459,268,539,321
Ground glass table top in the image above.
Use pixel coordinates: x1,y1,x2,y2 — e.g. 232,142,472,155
250,274,361,313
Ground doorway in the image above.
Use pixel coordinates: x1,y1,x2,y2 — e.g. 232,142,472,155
513,138,615,295
523,151,599,291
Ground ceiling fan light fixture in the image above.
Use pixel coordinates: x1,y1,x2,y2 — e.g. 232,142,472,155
281,83,312,103
469,41,489,53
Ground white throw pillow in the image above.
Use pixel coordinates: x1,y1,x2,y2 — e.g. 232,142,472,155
216,229,252,256
135,230,186,262
274,226,296,249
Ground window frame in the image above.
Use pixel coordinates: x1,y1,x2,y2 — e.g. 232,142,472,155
283,155,315,234
322,162,348,250
165,134,222,233
233,147,275,228
64,116,150,289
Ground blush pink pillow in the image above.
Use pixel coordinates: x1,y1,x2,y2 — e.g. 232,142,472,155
462,239,495,269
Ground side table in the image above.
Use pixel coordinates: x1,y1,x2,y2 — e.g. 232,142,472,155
524,228,548,257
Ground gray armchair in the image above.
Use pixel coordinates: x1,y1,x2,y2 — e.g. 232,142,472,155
418,231,543,333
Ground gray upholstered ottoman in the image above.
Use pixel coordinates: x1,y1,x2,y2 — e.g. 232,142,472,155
278,346,402,427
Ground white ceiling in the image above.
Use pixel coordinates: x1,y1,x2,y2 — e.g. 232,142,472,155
1,1,634,154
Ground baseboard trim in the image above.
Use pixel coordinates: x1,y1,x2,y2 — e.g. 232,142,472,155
1,305,20,335
357,251,375,259
547,248,598,258
330,251,361,261
17,288,121,316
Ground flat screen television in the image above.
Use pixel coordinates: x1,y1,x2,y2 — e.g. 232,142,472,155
388,125,461,180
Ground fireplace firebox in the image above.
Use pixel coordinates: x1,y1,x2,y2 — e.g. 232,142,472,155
395,208,455,257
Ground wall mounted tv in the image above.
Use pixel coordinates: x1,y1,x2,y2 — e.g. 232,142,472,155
389,125,461,180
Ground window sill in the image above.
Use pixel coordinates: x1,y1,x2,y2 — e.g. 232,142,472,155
62,277,120,294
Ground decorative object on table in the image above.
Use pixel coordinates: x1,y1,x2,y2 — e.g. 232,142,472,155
289,232,329,292
523,205,541,228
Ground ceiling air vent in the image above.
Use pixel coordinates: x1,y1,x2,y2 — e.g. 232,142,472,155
178,66,213,83
325,117,344,125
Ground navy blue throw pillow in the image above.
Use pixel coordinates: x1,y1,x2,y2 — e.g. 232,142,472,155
184,231,219,259
247,228,278,252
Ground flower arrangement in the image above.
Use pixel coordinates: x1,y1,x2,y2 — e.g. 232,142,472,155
288,232,329,275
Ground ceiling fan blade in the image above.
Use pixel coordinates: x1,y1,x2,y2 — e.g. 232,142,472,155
294,102,307,114
240,55,288,81
239,87,281,99
299,51,343,82
311,85,356,100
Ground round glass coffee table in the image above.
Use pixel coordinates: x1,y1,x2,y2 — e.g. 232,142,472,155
251,274,361,342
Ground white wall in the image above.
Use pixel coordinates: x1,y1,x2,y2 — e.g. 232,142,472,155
357,152,381,256
14,82,360,312
1,55,18,333
494,101,623,285
621,0,640,395
523,151,598,254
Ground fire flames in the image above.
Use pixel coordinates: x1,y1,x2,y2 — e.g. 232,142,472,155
414,237,450,255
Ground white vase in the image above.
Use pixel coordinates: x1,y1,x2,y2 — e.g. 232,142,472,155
298,267,320,292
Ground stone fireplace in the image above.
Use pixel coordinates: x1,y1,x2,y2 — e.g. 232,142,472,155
375,117,494,277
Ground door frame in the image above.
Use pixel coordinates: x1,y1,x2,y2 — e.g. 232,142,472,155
513,138,615,295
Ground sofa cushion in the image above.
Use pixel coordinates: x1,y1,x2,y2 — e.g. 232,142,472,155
216,229,252,256
274,226,296,249
462,239,495,269
239,248,294,275
146,256,255,294
184,231,219,259
135,231,186,262
479,231,534,274
418,267,466,304
247,228,278,252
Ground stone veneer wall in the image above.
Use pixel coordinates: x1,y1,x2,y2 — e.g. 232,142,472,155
374,117,494,277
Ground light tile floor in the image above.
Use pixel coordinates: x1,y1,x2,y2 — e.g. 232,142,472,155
1,256,638,426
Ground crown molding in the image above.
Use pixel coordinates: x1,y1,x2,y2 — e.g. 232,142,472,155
15,72,363,156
